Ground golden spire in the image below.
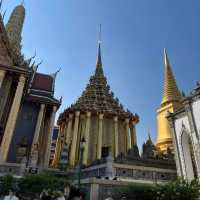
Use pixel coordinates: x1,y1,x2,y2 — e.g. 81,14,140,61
161,48,182,106
6,3,25,54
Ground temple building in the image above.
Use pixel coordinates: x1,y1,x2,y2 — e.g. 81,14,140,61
53,39,177,200
0,3,60,169
168,82,200,180
53,42,139,167
156,49,183,153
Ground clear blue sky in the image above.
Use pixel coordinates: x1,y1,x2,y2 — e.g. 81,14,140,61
3,0,200,149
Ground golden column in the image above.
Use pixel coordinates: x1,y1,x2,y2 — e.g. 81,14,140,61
130,121,137,146
30,104,45,165
69,111,80,166
83,111,91,165
0,70,5,88
44,106,57,168
114,116,119,157
97,113,104,160
125,118,131,152
65,114,73,145
0,74,26,162
52,126,63,167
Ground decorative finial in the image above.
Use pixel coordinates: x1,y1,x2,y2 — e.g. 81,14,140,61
21,0,25,6
164,48,170,67
181,90,185,97
146,127,153,144
0,0,3,11
98,24,102,44
56,67,61,75
95,24,103,75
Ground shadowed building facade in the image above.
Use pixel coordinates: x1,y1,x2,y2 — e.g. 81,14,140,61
53,42,139,167
0,3,60,168
156,49,183,153
168,83,200,180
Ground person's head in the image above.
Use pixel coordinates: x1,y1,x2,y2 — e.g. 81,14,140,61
58,191,64,197
71,197,81,200
8,189,15,196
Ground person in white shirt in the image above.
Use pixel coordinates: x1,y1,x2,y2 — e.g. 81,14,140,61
4,190,19,200
57,191,65,200
105,197,113,200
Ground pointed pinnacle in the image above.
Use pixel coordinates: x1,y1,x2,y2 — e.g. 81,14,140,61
161,48,181,105
164,48,170,68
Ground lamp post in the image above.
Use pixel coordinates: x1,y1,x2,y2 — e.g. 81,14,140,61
78,137,86,189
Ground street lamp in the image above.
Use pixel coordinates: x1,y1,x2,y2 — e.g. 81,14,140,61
78,137,86,189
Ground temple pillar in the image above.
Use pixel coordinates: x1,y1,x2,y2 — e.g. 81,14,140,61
83,111,91,165
0,74,26,162
125,118,131,152
130,121,137,146
52,126,62,167
0,70,5,88
44,106,57,168
114,116,119,157
30,104,45,166
69,111,80,166
65,114,73,145
97,113,104,160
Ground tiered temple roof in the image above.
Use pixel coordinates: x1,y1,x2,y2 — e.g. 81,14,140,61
58,43,139,124
0,3,60,107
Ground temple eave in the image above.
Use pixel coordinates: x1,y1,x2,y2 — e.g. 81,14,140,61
57,108,139,125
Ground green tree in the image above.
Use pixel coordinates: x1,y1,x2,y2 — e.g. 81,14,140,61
0,175,17,196
113,178,200,200
113,183,156,200
155,178,200,200
18,173,70,199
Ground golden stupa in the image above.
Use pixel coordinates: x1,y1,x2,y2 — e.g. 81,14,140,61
156,49,182,153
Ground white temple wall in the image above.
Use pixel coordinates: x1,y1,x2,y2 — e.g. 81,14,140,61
192,100,200,140
190,100,200,175
174,114,197,180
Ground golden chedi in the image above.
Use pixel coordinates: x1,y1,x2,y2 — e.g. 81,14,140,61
156,49,182,153
53,42,139,167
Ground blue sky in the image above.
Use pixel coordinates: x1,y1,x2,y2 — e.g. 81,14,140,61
3,0,200,148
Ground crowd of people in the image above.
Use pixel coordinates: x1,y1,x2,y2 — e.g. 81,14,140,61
2,188,84,200
3,189,127,200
